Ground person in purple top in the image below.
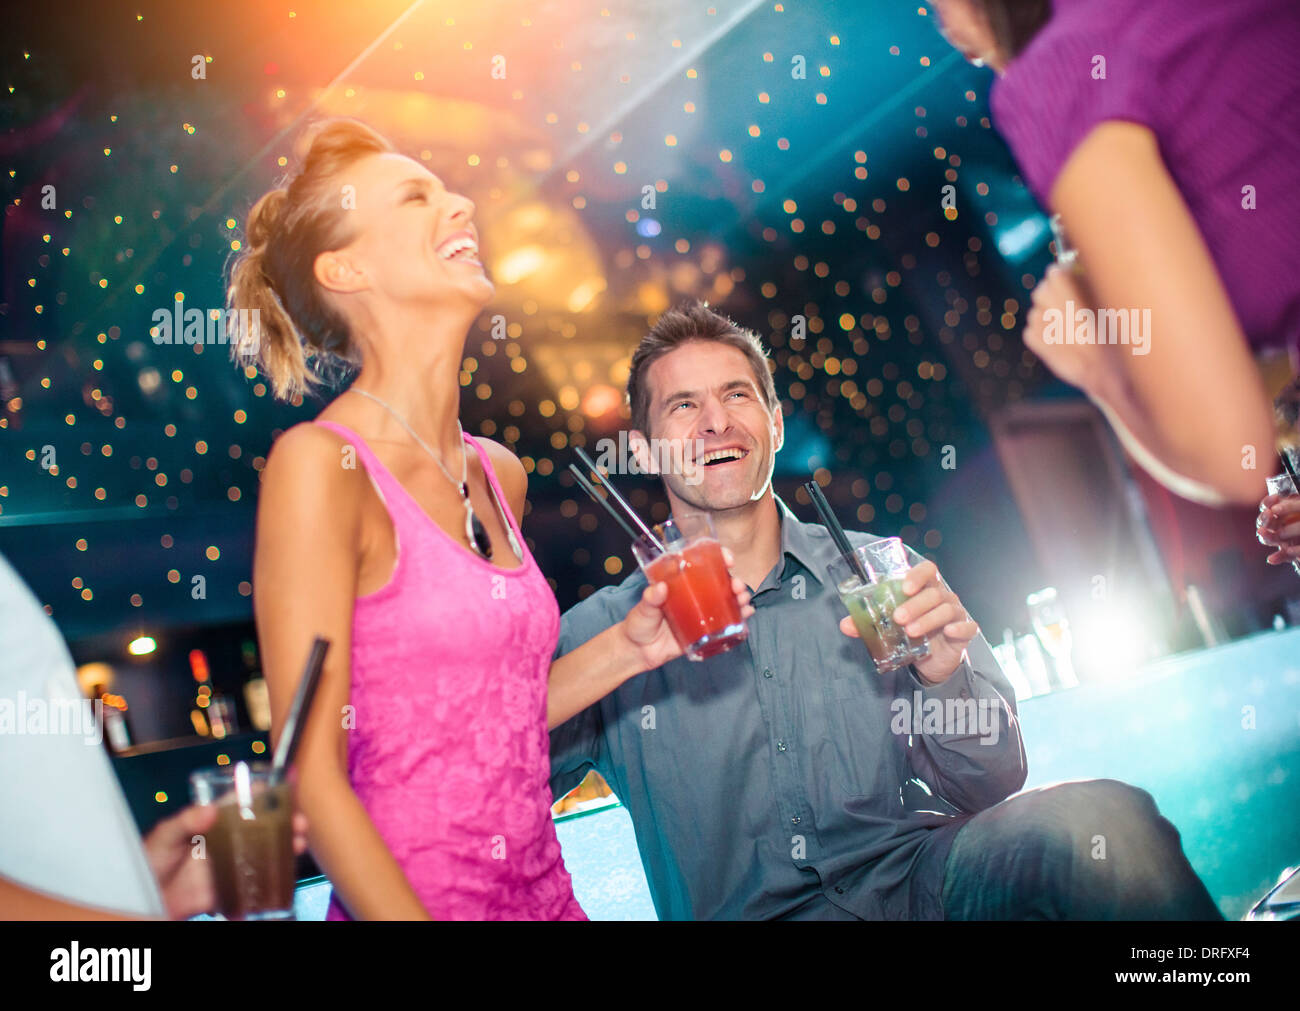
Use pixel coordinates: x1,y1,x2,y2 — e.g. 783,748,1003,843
930,0,1300,507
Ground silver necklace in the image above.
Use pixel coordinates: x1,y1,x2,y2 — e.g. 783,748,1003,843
345,387,521,562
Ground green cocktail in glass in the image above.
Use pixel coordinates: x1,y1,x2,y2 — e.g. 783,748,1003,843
828,540,930,674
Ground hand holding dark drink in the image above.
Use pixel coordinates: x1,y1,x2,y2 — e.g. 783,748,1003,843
183,637,328,921
145,797,309,920
189,762,297,920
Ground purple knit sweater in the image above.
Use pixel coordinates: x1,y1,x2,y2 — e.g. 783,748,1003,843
990,0,1300,354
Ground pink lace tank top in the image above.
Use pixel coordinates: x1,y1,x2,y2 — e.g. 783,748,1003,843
313,420,586,921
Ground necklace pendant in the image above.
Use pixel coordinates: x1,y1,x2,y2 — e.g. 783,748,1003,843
346,389,496,560
460,483,493,558
465,502,492,560
457,482,492,559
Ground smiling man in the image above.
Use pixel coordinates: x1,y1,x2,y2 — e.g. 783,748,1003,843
549,300,1222,921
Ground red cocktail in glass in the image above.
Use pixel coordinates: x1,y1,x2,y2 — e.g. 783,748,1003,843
634,513,748,661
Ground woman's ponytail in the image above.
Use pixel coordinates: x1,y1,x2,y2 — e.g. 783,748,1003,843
224,118,394,400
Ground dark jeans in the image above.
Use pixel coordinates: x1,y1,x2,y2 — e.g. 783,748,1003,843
940,779,1224,920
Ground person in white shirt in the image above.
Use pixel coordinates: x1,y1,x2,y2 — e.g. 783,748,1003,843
0,552,305,919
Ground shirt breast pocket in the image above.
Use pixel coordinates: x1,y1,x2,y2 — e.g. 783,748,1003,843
826,672,872,702
820,673,886,798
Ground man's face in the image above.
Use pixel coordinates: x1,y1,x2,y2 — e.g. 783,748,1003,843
634,340,784,513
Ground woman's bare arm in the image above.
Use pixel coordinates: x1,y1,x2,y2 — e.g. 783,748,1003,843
254,423,429,920
482,440,754,728
1049,121,1274,506
482,441,656,728
0,873,140,920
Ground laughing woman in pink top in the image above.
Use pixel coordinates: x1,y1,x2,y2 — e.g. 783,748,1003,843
227,119,753,920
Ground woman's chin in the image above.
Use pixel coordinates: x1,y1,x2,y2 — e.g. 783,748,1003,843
435,275,495,310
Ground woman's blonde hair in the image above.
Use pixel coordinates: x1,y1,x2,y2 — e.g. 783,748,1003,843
225,118,395,399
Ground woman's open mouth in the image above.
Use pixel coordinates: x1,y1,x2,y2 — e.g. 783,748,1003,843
436,231,482,267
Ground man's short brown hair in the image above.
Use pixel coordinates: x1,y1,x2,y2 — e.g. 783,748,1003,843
627,301,780,435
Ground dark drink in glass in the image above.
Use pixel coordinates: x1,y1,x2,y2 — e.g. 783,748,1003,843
189,761,295,920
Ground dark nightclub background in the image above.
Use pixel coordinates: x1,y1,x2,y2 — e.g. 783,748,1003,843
2,1,1298,916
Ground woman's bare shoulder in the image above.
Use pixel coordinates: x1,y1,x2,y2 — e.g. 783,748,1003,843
474,435,525,480
474,434,527,507
261,421,368,512
265,420,352,469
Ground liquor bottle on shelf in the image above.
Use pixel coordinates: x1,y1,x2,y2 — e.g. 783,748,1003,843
205,692,237,740
188,648,239,740
240,638,272,733
90,681,133,753
1012,631,1054,697
992,629,1033,701
1026,587,1080,690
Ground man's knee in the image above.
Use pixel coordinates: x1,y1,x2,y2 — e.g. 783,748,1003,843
961,778,1178,874
1063,779,1170,849
1072,778,1158,816
1048,780,1199,894
1010,779,1170,865
954,779,1217,919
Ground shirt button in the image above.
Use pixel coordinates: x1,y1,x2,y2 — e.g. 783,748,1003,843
791,815,801,825
777,741,787,752
960,688,970,699
763,668,773,678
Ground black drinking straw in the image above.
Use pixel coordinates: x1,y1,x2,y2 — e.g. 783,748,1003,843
568,463,640,543
1280,450,1300,491
572,447,664,551
269,636,330,788
803,479,871,583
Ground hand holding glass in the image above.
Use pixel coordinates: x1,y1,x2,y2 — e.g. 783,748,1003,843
828,537,931,674
632,513,748,661
189,760,295,920
1263,471,1300,576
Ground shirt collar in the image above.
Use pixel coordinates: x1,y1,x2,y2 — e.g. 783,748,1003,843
755,495,836,593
